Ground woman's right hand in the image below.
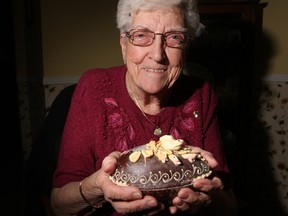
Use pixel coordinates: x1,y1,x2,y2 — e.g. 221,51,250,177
92,151,164,215
51,151,162,216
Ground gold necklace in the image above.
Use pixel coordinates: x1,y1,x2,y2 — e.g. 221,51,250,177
131,92,162,136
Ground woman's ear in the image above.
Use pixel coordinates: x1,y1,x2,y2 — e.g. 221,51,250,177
120,34,127,64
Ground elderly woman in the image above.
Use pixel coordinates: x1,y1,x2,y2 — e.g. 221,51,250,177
50,0,237,215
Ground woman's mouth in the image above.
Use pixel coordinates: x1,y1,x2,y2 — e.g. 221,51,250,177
144,68,166,73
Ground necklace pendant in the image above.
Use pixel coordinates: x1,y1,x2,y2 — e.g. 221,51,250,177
154,126,162,136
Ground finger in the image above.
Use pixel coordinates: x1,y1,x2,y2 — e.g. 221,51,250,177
192,147,218,168
193,178,213,191
177,188,197,203
102,151,121,173
173,188,211,213
171,188,197,212
181,188,211,206
172,199,198,214
111,196,158,215
193,177,223,192
169,206,178,214
103,183,143,202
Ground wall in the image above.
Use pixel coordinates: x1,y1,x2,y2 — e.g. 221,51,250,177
41,0,122,83
259,1,288,212
261,0,288,76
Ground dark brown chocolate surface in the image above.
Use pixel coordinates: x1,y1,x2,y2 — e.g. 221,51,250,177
110,145,212,203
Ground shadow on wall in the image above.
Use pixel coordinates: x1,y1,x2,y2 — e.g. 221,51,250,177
239,30,288,216
184,27,286,215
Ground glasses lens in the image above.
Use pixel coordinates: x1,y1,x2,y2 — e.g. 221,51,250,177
130,30,154,46
127,29,188,48
165,32,187,48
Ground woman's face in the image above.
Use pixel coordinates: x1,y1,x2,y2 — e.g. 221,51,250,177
120,7,187,94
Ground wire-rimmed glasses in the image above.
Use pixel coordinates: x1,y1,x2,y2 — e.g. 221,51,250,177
125,29,190,49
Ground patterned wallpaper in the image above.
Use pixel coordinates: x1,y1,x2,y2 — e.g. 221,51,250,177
18,82,72,161
18,80,288,214
258,81,288,213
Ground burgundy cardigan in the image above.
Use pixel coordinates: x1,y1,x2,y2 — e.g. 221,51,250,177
53,65,230,215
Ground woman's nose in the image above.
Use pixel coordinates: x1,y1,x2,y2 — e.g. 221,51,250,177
148,36,167,62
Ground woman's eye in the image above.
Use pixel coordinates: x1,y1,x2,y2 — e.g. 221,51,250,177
170,34,183,41
134,32,148,39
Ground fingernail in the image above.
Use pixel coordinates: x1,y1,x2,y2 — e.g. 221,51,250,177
132,192,142,199
146,200,157,207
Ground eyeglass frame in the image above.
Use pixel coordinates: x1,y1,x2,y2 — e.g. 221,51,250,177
124,29,191,49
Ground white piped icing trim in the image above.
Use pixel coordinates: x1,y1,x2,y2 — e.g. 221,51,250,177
110,160,211,188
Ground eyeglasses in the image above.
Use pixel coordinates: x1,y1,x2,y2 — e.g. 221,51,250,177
125,29,190,49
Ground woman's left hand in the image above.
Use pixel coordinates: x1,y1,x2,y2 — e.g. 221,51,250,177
169,176,223,214
169,146,224,214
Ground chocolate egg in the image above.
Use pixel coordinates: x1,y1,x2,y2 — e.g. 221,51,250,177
109,135,212,204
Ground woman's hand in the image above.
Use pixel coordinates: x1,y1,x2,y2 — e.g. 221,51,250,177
169,176,223,214
95,147,235,216
168,146,224,215
95,151,163,215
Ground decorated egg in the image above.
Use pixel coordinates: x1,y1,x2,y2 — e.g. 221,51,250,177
109,135,213,204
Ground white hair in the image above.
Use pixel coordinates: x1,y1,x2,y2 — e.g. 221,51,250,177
116,0,203,39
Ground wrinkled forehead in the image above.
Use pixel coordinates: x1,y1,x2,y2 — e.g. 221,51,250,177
133,5,183,18
131,7,186,31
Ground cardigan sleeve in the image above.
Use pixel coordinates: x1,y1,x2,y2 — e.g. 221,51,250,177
52,71,97,188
